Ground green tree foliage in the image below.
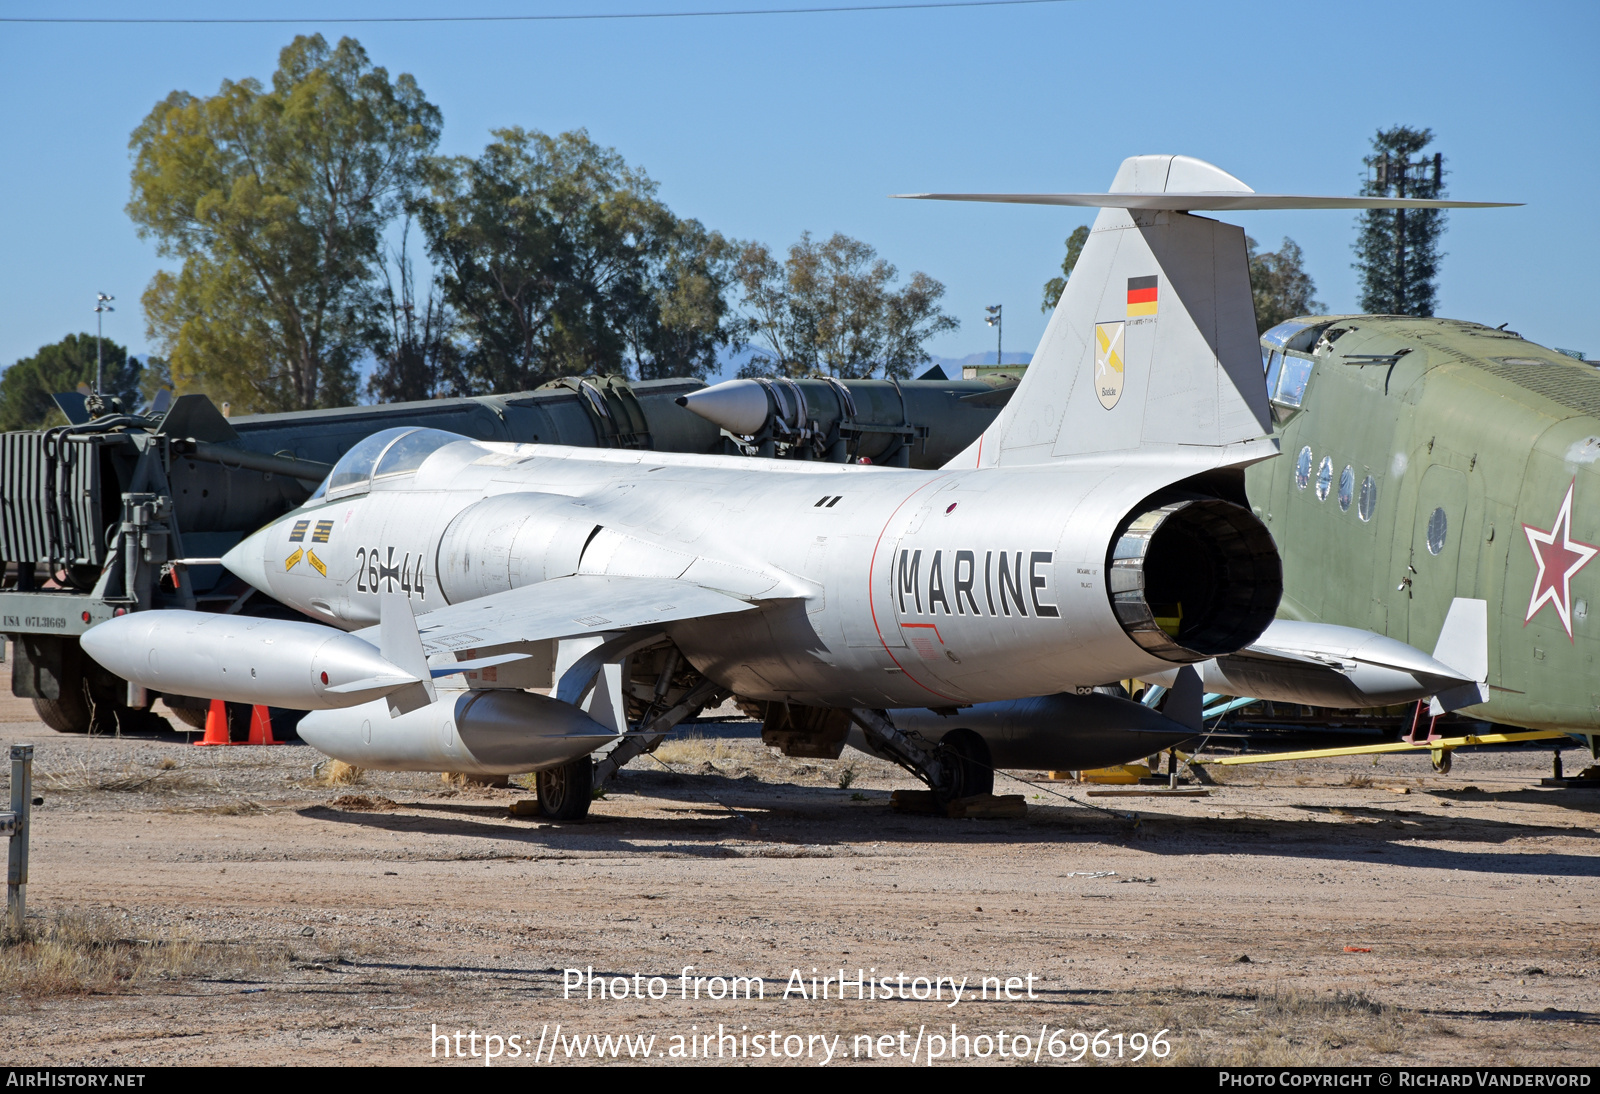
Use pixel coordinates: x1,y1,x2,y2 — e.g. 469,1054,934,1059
1040,224,1090,313
0,335,143,431
414,128,738,394
127,35,442,413
1353,126,1446,316
734,232,959,379
364,222,457,403
1247,235,1325,333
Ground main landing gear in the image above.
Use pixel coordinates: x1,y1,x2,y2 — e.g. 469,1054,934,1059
848,709,994,801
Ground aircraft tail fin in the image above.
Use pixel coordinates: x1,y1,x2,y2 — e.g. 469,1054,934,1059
1428,597,1490,715
940,156,1272,468
379,591,436,716
911,155,1511,471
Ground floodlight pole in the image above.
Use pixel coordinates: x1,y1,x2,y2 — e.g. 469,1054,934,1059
985,304,1003,366
94,293,115,394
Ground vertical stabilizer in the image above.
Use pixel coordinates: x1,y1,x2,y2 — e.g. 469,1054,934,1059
947,155,1273,468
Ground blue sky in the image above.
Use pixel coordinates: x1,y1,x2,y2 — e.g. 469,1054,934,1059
1,0,1596,383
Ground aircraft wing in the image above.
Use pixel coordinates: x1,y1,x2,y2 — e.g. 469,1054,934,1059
355,574,767,658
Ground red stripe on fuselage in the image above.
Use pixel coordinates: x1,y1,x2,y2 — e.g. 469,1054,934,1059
867,474,959,702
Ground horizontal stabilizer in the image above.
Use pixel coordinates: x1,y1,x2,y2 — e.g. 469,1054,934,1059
894,193,1517,211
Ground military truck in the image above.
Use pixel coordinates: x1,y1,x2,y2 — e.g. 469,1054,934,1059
0,370,1014,734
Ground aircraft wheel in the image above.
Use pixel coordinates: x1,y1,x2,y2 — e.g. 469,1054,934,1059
1431,751,1453,775
537,756,594,821
33,694,91,734
938,728,994,800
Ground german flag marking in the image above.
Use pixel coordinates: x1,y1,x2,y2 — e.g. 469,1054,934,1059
1126,275,1158,317
307,549,327,577
285,548,304,572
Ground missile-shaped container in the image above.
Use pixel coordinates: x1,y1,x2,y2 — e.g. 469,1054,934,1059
298,688,617,776
677,373,1019,468
78,610,420,710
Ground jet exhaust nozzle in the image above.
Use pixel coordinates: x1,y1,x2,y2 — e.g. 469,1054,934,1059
297,688,616,775
1107,498,1282,664
78,611,419,710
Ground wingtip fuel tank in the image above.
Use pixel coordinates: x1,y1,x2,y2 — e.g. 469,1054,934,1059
78,611,420,710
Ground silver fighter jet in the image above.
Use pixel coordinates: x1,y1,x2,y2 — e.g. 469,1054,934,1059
84,155,1495,818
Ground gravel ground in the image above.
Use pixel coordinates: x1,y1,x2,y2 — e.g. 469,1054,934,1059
0,667,1597,1067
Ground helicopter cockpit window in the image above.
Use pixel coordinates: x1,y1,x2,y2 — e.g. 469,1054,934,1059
1272,353,1314,409
373,428,468,480
323,427,418,500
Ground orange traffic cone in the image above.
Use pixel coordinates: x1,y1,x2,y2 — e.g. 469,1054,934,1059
194,699,232,746
246,705,281,746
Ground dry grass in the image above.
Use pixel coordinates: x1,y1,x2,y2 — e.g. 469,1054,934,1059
653,733,738,767
1344,774,1375,789
0,908,290,997
313,760,364,787
1163,986,1397,1066
40,755,205,794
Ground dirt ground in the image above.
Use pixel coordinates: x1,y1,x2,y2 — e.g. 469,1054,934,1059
0,668,1597,1068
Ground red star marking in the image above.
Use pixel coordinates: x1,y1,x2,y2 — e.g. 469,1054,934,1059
1523,479,1599,639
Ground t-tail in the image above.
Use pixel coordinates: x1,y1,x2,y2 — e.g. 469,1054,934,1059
896,154,1515,471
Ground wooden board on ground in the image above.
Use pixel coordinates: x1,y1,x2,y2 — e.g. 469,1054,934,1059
1085,788,1211,798
890,790,1027,818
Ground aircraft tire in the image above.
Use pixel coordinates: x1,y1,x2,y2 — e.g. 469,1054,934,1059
33,694,91,734
938,728,994,800
537,756,594,821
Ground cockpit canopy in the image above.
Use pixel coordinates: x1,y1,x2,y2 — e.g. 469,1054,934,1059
310,427,470,502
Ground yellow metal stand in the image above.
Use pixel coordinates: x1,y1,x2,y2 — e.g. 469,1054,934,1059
1189,729,1567,768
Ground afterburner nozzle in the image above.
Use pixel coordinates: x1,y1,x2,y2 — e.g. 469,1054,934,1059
676,379,771,436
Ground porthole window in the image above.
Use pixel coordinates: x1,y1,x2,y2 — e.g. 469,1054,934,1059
1426,507,1448,555
1338,466,1355,512
1358,476,1377,522
1315,456,1333,501
1295,446,1313,490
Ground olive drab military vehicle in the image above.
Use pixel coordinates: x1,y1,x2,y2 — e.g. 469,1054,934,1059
1248,315,1600,750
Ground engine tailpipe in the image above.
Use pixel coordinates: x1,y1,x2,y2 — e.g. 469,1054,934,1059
1108,498,1281,664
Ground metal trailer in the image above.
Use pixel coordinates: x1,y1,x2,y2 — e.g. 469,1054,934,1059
0,371,1015,735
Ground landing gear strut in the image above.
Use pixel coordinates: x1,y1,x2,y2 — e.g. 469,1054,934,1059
849,708,964,801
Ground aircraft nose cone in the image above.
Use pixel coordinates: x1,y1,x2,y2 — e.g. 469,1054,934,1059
676,379,772,435
222,523,274,594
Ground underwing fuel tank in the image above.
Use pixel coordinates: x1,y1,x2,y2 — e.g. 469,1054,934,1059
77,611,419,710
866,692,1199,772
297,688,617,776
